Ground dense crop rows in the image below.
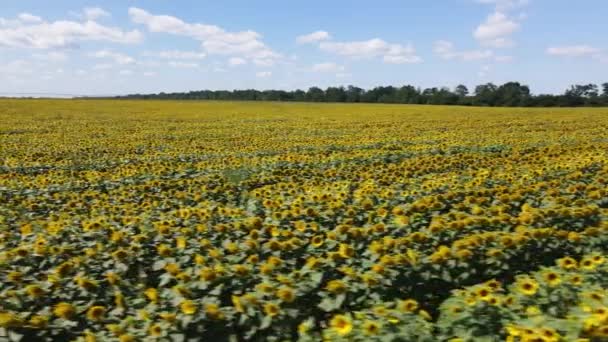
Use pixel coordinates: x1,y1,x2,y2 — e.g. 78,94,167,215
1,100,607,341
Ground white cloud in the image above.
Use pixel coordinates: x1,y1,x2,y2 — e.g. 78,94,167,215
311,62,345,72
319,38,422,64
18,13,42,23
474,11,520,48
83,7,110,21
253,58,274,67
129,7,280,63
434,40,494,61
296,31,331,44
0,13,142,49
143,71,157,77
33,51,69,62
119,69,133,76
256,71,271,77
148,50,207,59
168,61,199,68
229,57,247,66
91,50,135,65
546,45,601,57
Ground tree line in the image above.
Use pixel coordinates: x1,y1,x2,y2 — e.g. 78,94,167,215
115,82,608,107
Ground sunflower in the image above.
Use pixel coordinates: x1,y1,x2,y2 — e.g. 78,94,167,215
144,288,159,303
475,286,493,300
180,300,197,315
398,299,419,313
76,277,98,291
118,334,135,342
148,324,163,337
592,255,605,265
276,286,296,303
569,274,583,285
86,306,106,321
298,320,313,335
53,302,75,319
311,235,324,248
325,280,347,294
25,284,45,298
205,303,224,320
516,277,539,296
0,312,23,328
338,243,355,258
28,315,49,329
329,314,353,336
557,256,577,270
581,258,597,271
542,270,562,287
363,320,382,335
7,271,23,283
157,244,172,257
105,272,120,285
159,312,177,323
264,303,280,317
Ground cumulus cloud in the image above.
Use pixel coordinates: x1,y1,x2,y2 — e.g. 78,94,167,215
434,40,494,61
296,31,331,44
83,7,110,21
311,62,345,72
145,50,207,59
546,45,601,57
0,12,142,49
474,11,520,48
319,38,422,64
229,57,247,66
129,7,280,64
17,13,42,23
90,50,135,65
168,61,199,68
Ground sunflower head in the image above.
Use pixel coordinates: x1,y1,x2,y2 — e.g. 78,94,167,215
53,302,76,319
329,314,353,336
86,306,106,321
363,320,382,335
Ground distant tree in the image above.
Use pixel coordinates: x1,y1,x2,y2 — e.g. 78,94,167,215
455,84,469,97
306,87,325,102
473,83,498,106
345,86,364,103
395,85,420,104
325,87,347,102
495,82,531,107
114,81,608,107
531,94,558,107
292,89,306,102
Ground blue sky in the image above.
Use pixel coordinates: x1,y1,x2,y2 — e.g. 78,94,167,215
0,0,606,96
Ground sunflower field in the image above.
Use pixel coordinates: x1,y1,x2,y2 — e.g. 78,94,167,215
0,99,607,341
